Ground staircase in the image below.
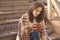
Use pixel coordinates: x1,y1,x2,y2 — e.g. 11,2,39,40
0,0,32,40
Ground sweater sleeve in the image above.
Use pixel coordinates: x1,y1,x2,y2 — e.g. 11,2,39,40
44,17,54,34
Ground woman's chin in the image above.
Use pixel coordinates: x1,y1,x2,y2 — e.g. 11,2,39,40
34,15,38,17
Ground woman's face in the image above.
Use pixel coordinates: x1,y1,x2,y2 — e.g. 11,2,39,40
33,7,42,17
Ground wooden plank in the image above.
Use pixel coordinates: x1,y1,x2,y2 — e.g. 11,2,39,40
0,10,26,14
0,11,26,19
0,4,30,7
0,3,31,6
0,21,18,32
0,32,17,37
51,0,60,17
0,0,28,1
0,6,29,12
0,32,17,40
0,19,19,24
0,1,29,5
47,0,51,20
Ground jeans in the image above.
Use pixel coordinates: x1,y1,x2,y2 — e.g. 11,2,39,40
30,31,40,40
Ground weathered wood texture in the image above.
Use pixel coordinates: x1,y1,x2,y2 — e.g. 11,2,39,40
0,0,31,40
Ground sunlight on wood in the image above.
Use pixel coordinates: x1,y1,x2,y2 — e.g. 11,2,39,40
16,35,19,40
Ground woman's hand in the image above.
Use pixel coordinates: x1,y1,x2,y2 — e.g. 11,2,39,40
32,23,43,32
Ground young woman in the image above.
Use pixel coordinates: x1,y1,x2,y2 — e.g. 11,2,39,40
18,2,56,40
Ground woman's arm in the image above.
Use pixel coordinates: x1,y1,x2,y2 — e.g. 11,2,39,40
44,17,59,40
18,13,29,40
44,17,54,34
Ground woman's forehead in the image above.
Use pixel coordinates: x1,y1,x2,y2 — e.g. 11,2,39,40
34,7,42,11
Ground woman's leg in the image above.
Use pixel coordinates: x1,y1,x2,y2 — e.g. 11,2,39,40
30,31,40,40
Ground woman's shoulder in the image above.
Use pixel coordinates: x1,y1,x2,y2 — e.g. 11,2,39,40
22,12,29,17
19,13,29,21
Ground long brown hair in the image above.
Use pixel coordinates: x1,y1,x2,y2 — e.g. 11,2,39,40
28,2,46,23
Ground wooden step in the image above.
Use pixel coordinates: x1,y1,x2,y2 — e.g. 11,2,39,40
0,32,17,40
0,0,31,39
0,11,26,20
0,5,30,12
0,0,28,1
0,8,28,12
0,19,19,24
0,3,31,6
0,10,27,14
0,32,17,37
0,2,31,12
0,0,31,33
0,19,18,32
0,1,30,5
0,3,31,7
